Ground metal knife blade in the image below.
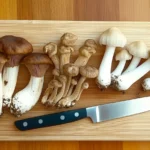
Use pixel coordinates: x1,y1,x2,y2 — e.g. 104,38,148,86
15,96,150,131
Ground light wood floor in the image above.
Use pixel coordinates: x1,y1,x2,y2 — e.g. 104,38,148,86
0,0,150,149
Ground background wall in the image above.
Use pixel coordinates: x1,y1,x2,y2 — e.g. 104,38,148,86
0,0,150,149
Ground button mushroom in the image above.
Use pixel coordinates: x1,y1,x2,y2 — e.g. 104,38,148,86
58,66,98,108
97,27,127,88
10,53,51,117
0,35,33,107
122,41,149,74
0,53,7,115
113,55,150,91
142,78,150,91
111,49,132,81
63,63,79,97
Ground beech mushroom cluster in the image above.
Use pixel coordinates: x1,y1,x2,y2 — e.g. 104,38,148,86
42,33,98,108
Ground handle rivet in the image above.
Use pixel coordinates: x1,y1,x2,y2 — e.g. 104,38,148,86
38,119,43,124
74,112,79,117
23,122,28,127
60,115,65,120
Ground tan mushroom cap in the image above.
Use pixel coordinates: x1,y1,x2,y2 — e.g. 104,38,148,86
52,80,62,88
80,66,98,78
99,27,127,47
44,42,57,57
115,49,132,61
79,46,96,57
63,63,79,77
71,79,77,85
22,53,52,64
126,41,149,59
84,39,98,49
0,52,8,64
61,33,78,46
82,82,89,89
0,35,33,55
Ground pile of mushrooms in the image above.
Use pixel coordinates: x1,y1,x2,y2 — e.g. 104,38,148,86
96,27,150,92
41,33,98,108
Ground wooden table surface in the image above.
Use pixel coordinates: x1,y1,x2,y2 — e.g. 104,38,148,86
0,0,150,149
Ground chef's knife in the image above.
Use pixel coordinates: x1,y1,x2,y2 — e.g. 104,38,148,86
15,96,150,131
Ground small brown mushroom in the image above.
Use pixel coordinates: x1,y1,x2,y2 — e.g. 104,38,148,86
45,80,62,106
67,79,77,96
0,53,7,115
10,53,51,117
44,42,59,70
71,82,89,107
58,66,98,108
0,35,33,107
84,39,98,49
74,45,96,67
63,63,79,98
59,46,74,74
51,75,67,106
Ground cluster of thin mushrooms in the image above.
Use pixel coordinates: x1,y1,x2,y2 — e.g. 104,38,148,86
0,27,149,117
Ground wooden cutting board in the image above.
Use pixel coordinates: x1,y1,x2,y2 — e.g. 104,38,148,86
1,20,150,141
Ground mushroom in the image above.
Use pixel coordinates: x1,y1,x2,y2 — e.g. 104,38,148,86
111,49,132,81
71,82,89,106
44,42,59,71
113,56,150,91
59,46,74,74
41,79,62,104
142,78,150,91
0,53,7,115
10,53,51,117
74,46,96,67
58,66,98,108
63,63,79,97
122,41,149,74
0,35,33,107
59,33,78,74
97,27,127,88
45,79,62,106
84,39,98,49
67,79,77,96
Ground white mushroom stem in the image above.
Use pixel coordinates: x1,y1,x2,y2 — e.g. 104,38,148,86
98,46,115,87
10,76,44,116
122,57,141,74
111,60,126,79
142,78,150,91
114,59,150,91
0,73,3,115
3,66,19,107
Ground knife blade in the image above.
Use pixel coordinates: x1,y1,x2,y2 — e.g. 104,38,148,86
15,96,150,131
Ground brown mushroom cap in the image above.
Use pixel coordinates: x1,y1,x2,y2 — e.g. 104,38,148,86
84,39,98,50
80,66,98,78
63,63,79,77
61,33,78,46
0,35,33,67
23,53,52,77
0,52,8,72
79,46,96,57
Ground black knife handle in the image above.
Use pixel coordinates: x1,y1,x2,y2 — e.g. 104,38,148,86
15,108,87,131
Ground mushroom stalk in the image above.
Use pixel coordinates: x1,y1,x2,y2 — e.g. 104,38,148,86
98,46,115,87
10,76,44,116
3,66,19,107
114,59,150,91
74,55,90,66
111,60,126,79
122,57,140,74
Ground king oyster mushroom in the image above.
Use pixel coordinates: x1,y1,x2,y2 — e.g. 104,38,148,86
0,35,33,107
97,27,127,88
0,53,7,115
58,66,98,108
10,53,51,117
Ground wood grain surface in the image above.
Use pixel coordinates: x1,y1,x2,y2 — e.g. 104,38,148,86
0,0,150,149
